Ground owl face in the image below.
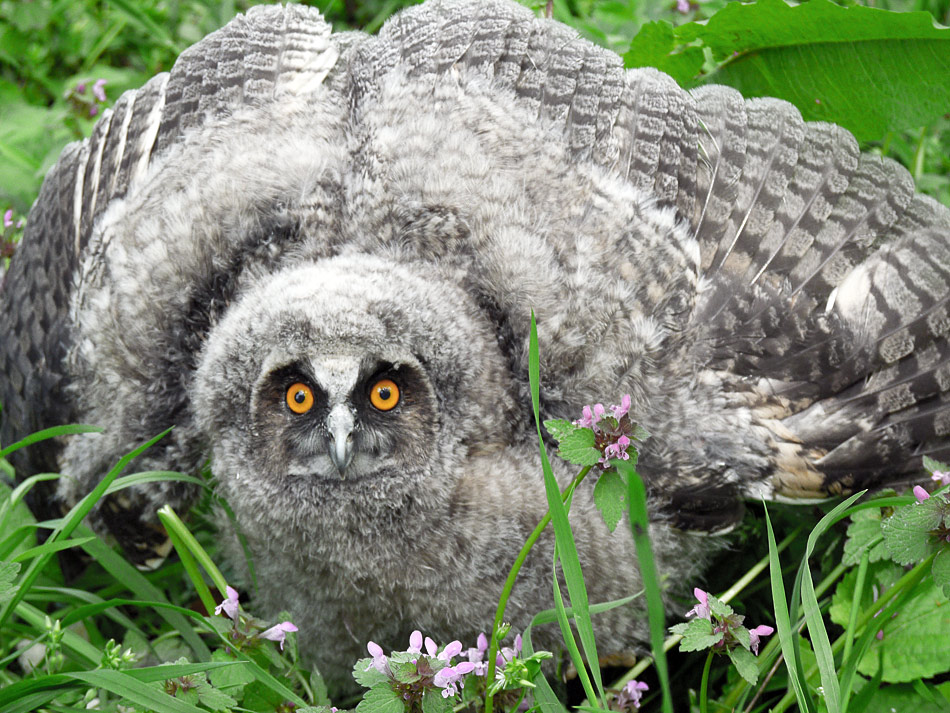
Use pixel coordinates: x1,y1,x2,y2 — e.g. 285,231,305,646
193,255,518,523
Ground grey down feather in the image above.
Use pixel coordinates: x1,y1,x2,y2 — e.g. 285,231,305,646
2,0,949,689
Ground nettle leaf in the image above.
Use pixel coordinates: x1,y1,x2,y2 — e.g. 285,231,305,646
881,498,944,565
727,646,759,685
389,657,422,685
0,561,21,603
352,659,389,689
195,678,238,710
356,685,405,713
829,560,903,629
593,470,626,532
932,548,950,599
732,625,751,651
843,510,888,566
543,419,575,443
670,618,722,652
623,21,705,86
860,683,950,713
706,593,734,620
207,650,254,693
923,456,950,475
631,425,650,443
678,0,950,140
556,428,602,466
422,689,451,713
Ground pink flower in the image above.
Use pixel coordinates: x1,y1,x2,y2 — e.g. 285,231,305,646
914,485,931,503
433,661,476,698
75,82,87,94
3,210,12,228
611,394,631,419
748,624,774,655
615,679,649,710
92,78,107,102
259,621,298,651
932,471,950,487
496,633,522,667
676,0,690,13
366,641,389,674
603,434,631,465
406,629,423,654
89,105,99,117
686,588,710,620
466,633,489,676
574,404,605,429
214,585,240,621
439,640,463,662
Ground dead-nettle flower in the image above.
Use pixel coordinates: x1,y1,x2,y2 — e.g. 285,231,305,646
214,585,297,650
684,588,774,655
573,394,640,467
92,78,107,102
433,660,476,698
914,485,931,503
466,632,490,676
214,585,240,621
3,210,12,229
496,633,522,668
611,679,649,711
933,471,950,487
259,621,298,651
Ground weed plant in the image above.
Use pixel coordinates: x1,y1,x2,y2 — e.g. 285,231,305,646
2,0,950,711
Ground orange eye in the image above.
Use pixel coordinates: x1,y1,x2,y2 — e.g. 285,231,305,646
369,379,400,411
286,383,315,414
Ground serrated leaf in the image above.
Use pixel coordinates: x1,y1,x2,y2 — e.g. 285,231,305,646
422,689,451,713
623,21,705,86
677,0,950,141
195,679,238,711
732,625,751,651
352,659,389,689
389,658,421,684
593,470,626,532
543,419,576,443
671,618,722,652
706,592,734,619
727,646,759,685
556,428,602,466
923,456,950,475
631,425,650,442
0,560,20,602
933,548,950,599
207,651,254,693
882,500,943,565
843,514,888,567
860,683,950,713
356,685,405,713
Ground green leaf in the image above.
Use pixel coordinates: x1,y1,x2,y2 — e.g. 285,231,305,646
207,650,255,693
555,428,601,466
670,618,722,652
859,682,950,713
0,560,20,602
422,689,451,713
631,425,650,443
195,678,238,711
356,685,405,713
923,456,950,475
593,470,626,532
882,499,943,565
543,419,575,443
843,509,888,566
933,548,950,599
623,21,705,86
706,592,734,620
727,646,759,685
353,658,389,689
679,0,950,141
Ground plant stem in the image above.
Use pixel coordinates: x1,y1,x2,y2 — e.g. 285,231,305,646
842,548,871,666
483,465,592,713
700,651,714,713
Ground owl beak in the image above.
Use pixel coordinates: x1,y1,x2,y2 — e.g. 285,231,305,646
326,403,355,475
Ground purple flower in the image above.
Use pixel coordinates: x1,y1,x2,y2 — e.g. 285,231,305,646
407,629,423,654
214,585,240,621
574,404,600,429
496,633,522,667
914,485,931,503
933,471,950,487
439,640,463,662
92,78,107,102
433,661,476,698
89,105,99,117
466,633,489,676
614,679,649,710
611,394,631,419
748,624,774,655
676,0,690,13
366,641,389,674
686,588,710,620
603,434,631,464
259,621,298,651
3,210,12,228
75,82,87,94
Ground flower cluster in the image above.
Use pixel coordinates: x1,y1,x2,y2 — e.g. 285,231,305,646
2,209,24,266
685,588,774,655
610,679,649,712
213,585,298,651
65,78,108,119
573,394,644,468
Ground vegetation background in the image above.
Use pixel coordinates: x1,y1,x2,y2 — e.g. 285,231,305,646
1,1,950,712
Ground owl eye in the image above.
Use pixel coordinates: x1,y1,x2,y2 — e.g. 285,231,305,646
286,382,315,414
369,379,400,411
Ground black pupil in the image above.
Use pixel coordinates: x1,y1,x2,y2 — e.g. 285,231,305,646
294,389,307,404
378,387,391,401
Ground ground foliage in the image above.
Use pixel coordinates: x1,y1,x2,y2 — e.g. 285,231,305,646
2,0,950,711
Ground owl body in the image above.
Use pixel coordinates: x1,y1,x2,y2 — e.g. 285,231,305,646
3,0,950,690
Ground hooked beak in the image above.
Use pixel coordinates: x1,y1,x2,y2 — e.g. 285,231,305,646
326,403,355,475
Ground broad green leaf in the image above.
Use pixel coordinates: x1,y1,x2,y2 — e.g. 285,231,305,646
923,456,950,475
706,592,734,619
353,658,389,689
422,689,451,713
194,678,238,711
860,682,950,713
356,685,405,713
623,20,704,85
680,0,950,141
881,499,944,565
543,419,575,443
843,510,888,566
555,428,601,466
670,618,721,652
0,560,20,602
932,547,950,600
727,646,759,685
593,470,626,532
207,650,255,692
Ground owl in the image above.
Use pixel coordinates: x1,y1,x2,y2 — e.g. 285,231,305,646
2,0,949,691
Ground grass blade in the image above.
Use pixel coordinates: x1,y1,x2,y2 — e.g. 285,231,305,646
0,425,102,459
552,545,598,705
621,462,673,713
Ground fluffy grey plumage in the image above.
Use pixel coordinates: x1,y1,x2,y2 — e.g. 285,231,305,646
2,0,950,690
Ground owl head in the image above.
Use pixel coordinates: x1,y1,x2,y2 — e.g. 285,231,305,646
193,255,520,531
